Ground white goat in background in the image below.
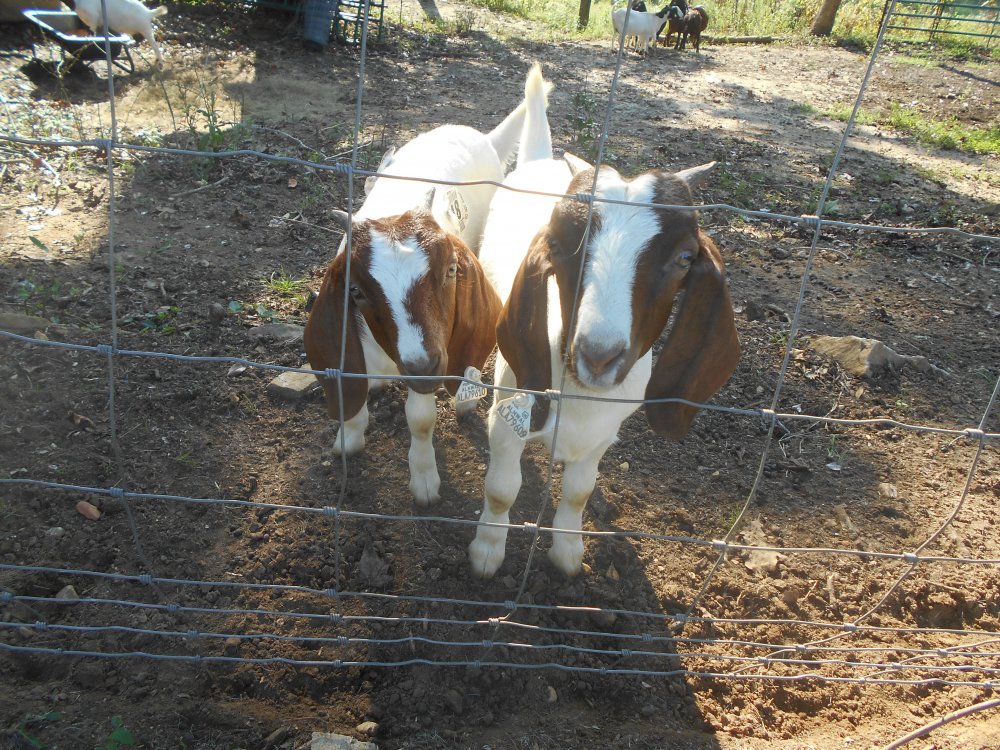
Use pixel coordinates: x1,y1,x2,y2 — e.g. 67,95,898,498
74,0,168,65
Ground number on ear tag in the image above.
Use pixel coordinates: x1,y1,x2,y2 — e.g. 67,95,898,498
444,188,469,233
455,366,488,405
494,392,534,440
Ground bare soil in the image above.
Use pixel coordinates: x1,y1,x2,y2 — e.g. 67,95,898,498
1,2,999,748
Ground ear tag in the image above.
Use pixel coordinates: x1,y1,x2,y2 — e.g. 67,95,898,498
494,392,535,440
455,366,488,406
444,188,469,233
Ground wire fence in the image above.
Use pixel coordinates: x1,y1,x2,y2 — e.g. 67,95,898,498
2,0,1000,743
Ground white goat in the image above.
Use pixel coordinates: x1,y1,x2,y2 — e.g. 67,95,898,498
75,0,168,65
611,3,671,54
304,64,551,506
469,148,740,578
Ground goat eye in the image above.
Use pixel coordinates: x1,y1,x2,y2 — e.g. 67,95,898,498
446,262,458,280
676,251,694,269
348,283,366,303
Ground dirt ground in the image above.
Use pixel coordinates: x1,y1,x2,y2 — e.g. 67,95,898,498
1,0,999,748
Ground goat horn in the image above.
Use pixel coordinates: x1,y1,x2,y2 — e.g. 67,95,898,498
563,152,594,176
675,161,717,189
331,209,352,231
422,188,436,212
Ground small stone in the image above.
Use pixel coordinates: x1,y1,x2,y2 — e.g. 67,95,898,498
619,461,630,473
640,704,657,718
76,500,102,521
546,686,557,703
266,371,321,401
208,303,227,325
45,527,66,539
355,721,378,735
55,585,79,601
0,312,51,334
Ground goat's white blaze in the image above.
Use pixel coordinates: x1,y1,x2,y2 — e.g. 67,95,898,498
368,229,431,364
573,172,660,388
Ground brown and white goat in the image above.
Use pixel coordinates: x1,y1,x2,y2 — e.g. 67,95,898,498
469,159,740,579
303,66,553,505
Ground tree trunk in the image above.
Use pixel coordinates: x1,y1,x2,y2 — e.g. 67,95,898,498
578,0,591,28
810,0,842,36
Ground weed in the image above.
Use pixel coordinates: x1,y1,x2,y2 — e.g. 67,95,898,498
13,710,63,748
263,270,310,300
96,716,135,750
133,306,180,334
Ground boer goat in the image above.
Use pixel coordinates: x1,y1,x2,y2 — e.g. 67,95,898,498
469,152,740,578
676,5,709,51
74,0,168,64
658,2,687,47
304,64,551,506
612,3,672,55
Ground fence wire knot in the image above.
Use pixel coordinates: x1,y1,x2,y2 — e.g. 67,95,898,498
96,344,116,355
640,632,653,642
503,600,516,612
109,487,125,499
322,506,339,518
166,603,179,613
482,640,494,648
673,613,688,625
337,636,349,645
488,617,500,627
0,591,12,603
711,539,729,554
798,214,822,230
620,648,633,658
323,368,341,380
328,162,353,176
544,389,561,401
843,623,858,632
330,614,342,624
138,574,153,585
186,630,199,639
572,192,594,206
963,427,985,441
522,522,538,533
324,588,339,599
760,408,777,425
903,552,921,564
93,138,114,154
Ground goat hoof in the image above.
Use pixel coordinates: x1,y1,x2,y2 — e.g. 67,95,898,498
468,540,504,579
547,541,584,577
409,476,441,507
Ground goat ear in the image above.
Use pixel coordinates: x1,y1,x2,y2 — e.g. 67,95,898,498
645,231,739,440
443,237,503,396
675,161,717,190
563,153,593,177
496,232,555,431
303,252,369,423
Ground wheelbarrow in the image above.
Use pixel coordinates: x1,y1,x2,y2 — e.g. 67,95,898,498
23,9,136,74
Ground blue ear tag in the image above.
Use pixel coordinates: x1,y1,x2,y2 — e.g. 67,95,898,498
455,366,488,406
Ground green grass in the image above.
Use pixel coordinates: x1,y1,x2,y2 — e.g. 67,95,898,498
823,103,1000,155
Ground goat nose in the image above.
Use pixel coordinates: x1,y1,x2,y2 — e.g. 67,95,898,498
400,352,442,378
578,339,626,378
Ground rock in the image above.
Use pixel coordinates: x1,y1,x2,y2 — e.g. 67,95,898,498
260,726,289,750
249,323,304,343
76,500,102,521
310,732,377,750
55,585,79,601
354,721,378,735
208,303,227,325
266,371,321,401
443,689,463,714
0,312,51,335
809,335,951,379
45,527,66,539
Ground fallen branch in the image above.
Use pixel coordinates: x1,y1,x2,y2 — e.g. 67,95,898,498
170,174,231,199
703,35,780,44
